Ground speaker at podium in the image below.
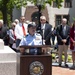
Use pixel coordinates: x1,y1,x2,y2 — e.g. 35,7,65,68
19,45,52,75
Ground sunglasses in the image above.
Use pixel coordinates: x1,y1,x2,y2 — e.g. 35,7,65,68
13,25,15,27
21,18,25,20
40,19,46,21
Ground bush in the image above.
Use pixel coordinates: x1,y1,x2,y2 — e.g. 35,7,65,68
0,11,3,19
67,55,72,63
52,53,56,59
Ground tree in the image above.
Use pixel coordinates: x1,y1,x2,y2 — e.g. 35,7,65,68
0,0,9,25
0,0,63,25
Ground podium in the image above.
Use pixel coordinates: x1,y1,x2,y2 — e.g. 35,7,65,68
20,45,52,75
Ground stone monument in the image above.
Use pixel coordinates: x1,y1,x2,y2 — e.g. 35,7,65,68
0,39,17,75
0,39,4,50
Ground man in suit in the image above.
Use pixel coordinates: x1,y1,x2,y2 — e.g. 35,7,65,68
56,18,70,67
0,20,8,45
38,16,52,45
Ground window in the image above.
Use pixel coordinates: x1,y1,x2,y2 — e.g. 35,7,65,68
53,1,57,7
55,15,61,26
64,0,72,8
55,15,69,26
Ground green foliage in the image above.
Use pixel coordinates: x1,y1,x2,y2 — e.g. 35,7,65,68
7,14,12,28
62,54,65,61
53,0,64,8
67,55,72,63
0,0,3,9
0,0,64,10
52,53,56,59
51,53,72,63
72,17,75,21
0,0,64,26
0,11,3,19
46,0,53,5
62,54,72,62
14,0,27,9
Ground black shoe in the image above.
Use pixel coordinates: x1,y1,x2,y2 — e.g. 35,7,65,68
70,65,75,70
59,64,61,67
65,64,68,67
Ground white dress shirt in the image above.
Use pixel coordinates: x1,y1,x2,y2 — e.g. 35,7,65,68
15,23,28,40
41,24,45,38
62,25,66,35
41,24,45,30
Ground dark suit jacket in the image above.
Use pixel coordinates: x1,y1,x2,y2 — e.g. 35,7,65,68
37,23,52,45
0,26,7,39
0,26,8,45
56,25,70,45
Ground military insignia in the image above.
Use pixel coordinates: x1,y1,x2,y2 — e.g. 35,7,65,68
29,61,44,75
35,37,40,40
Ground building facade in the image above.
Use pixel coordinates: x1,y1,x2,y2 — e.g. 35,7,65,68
12,0,75,27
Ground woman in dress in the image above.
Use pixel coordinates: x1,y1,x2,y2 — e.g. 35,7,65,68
70,20,75,69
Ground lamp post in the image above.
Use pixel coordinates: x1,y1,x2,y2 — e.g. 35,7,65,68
36,0,44,30
36,0,44,45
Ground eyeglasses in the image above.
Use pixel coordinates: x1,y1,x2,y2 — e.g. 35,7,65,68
13,25,15,27
21,19,25,20
40,19,46,21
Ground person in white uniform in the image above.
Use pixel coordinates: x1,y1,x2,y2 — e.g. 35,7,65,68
19,22,42,55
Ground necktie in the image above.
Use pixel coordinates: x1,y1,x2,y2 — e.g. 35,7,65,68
62,26,66,36
22,24,26,36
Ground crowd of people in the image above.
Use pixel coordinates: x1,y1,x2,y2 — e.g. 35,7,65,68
0,15,75,69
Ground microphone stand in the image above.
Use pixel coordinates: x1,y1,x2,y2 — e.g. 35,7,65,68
36,26,44,45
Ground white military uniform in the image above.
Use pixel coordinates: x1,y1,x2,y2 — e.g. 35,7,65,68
19,33,42,54
19,33,42,46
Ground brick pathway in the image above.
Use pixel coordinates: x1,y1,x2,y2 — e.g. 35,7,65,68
52,66,75,75
50,43,75,75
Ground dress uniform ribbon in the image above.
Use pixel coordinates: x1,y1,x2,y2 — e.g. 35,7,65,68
22,24,26,36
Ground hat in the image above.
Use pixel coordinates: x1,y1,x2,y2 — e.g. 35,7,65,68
28,22,36,28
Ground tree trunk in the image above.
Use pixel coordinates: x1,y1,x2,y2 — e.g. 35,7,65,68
1,7,8,26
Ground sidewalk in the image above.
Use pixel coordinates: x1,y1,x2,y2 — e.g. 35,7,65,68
52,63,75,75
50,37,75,75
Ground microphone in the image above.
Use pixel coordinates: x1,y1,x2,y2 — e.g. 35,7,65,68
41,27,45,45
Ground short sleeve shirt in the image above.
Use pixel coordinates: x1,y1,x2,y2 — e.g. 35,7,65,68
19,33,42,46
